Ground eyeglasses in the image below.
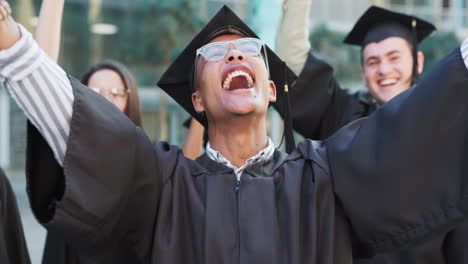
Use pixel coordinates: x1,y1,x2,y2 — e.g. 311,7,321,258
196,38,265,62
90,87,129,98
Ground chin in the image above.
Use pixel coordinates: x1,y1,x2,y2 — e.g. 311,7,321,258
375,94,395,105
230,108,257,116
226,101,264,114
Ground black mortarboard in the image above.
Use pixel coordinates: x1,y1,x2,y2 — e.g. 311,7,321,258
344,6,435,47
344,5,435,83
157,6,297,153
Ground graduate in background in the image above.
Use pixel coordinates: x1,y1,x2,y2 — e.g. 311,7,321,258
80,59,143,127
2,4,468,263
276,1,468,263
277,3,434,139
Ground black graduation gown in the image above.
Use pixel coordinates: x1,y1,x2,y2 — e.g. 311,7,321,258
42,232,83,264
26,47,468,264
291,50,468,264
0,168,31,264
290,51,376,140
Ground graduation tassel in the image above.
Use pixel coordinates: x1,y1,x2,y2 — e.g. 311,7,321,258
411,19,419,85
282,61,295,154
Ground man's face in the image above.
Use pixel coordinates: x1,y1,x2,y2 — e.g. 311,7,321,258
361,36,419,106
192,34,276,124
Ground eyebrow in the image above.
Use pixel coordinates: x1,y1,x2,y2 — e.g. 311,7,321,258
365,50,401,64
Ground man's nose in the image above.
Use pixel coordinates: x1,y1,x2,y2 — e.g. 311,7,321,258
378,61,392,74
225,49,245,63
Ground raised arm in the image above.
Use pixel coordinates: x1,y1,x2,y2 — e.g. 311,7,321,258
1,5,166,261
34,0,64,62
0,10,72,166
276,0,365,140
326,40,468,256
275,0,311,76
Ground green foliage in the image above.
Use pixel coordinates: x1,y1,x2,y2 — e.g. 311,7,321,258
117,0,206,84
59,2,92,77
52,0,205,85
309,24,362,84
419,31,459,77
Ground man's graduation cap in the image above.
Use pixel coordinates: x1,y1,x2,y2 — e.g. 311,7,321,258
344,6,436,82
157,6,297,153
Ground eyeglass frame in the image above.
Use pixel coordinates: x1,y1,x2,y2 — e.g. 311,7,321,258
90,87,130,98
196,37,266,62
194,37,270,80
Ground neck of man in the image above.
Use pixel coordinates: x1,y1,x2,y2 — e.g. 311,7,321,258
208,116,269,168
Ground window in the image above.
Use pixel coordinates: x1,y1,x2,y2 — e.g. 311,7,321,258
443,0,450,8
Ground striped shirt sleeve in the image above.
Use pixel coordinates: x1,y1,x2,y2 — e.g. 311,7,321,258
461,38,468,70
0,24,73,166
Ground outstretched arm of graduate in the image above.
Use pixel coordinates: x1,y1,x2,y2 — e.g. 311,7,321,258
325,39,468,256
276,0,360,140
0,6,166,260
35,0,64,62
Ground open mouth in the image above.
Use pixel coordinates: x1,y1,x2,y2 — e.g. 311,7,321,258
222,67,255,91
378,78,398,87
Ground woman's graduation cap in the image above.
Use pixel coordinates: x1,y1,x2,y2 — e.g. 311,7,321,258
157,6,297,153
344,6,436,82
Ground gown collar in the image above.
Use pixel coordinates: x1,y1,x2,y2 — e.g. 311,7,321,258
205,137,275,181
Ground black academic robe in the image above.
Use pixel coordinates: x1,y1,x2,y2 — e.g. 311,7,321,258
26,47,468,264
42,232,83,264
291,50,468,264
0,168,31,264
290,51,376,140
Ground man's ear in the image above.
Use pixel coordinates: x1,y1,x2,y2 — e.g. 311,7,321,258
269,80,277,103
417,51,425,74
192,90,205,113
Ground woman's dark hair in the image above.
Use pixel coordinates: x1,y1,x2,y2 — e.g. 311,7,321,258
81,59,143,127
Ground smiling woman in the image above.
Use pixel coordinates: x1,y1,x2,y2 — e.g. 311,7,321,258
81,59,143,126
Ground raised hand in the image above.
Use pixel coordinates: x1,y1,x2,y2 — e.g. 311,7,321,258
0,0,11,22
35,0,64,61
0,0,21,50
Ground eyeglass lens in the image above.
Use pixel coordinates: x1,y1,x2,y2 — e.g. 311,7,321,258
91,87,127,97
201,39,262,62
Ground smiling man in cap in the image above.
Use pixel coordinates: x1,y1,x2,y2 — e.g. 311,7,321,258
1,3,468,264
278,4,435,139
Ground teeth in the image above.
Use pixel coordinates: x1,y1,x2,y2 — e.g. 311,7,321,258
379,79,397,86
222,70,254,90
